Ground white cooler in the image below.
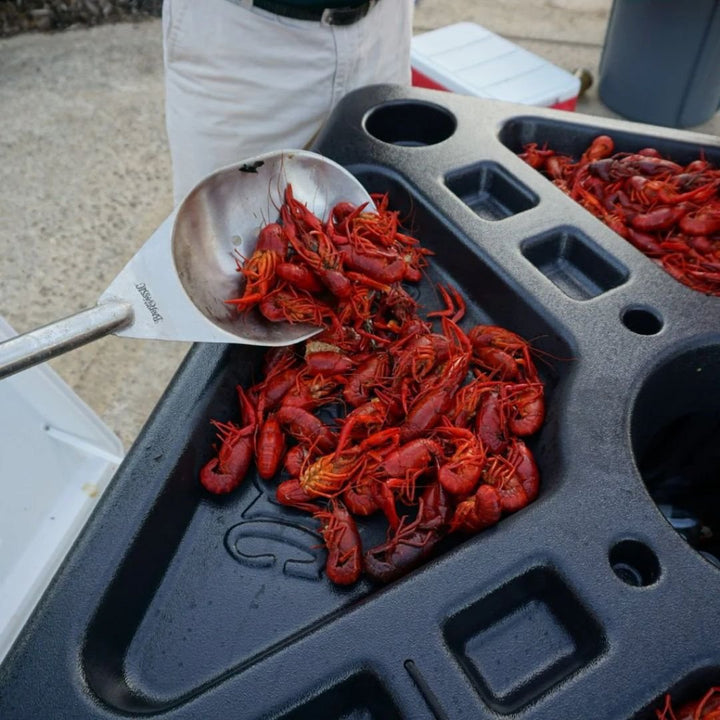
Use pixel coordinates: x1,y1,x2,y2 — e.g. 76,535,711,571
0,317,124,663
412,22,581,111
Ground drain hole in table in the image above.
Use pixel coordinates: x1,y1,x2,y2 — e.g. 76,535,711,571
632,344,720,569
521,228,628,300
364,101,456,147
622,306,663,335
609,539,660,587
446,162,537,220
443,567,605,713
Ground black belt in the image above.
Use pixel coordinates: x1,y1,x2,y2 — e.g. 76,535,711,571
252,0,378,25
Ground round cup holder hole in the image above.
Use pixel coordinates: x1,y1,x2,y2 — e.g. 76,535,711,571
609,539,660,587
621,306,663,335
632,346,720,570
364,101,456,147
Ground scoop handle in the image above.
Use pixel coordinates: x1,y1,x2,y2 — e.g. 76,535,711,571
0,301,134,379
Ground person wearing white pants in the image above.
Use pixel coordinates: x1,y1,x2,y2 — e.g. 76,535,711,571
162,0,414,205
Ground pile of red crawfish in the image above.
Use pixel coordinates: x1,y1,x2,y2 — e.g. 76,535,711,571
519,134,720,296
655,686,720,720
199,185,544,585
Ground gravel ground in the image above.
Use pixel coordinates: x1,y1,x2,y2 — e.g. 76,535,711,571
0,0,160,36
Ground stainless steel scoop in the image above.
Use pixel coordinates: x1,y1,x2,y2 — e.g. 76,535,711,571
0,150,373,379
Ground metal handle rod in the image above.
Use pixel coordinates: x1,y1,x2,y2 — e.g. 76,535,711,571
0,301,134,379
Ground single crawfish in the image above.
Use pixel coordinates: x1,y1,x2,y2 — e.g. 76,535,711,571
504,381,545,437
276,405,336,453
279,371,341,411
259,285,336,327
275,261,324,293
468,324,539,382
199,386,258,494
342,475,380,517
390,330,451,385
475,387,508,454
364,485,448,583
419,480,453,530
626,175,718,206
545,153,573,181
340,429,404,525
199,421,255,494
434,426,487,496
630,205,688,233
329,199,366,237
450,484,502,534
225,221,288,311
626,227,664,257
256,221,289,255
335,398,391,455
580,134,614,164
447,376,494,428
283,444,311,477
339,243,407,284
400,352,471,441
225,248,281,311
481,445,538,514
253,350,302,415
680,208,720,236
283,183,325,234
304,348,355,376
518,142,557,171
504,437,540,503
299,450,364,499
364,520,439,582
276,477,318,514
377,437,442,503
622,153,684,177
342,352,391,407
255,414,286,480
315,501,363,585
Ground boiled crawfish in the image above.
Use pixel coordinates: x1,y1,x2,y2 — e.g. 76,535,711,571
519,135,720,296
198,186,547,587
656,687,720,720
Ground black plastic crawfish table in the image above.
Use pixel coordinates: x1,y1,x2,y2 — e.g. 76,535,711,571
1,85,719,720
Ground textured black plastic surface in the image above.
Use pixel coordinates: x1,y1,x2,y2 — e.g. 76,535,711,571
1,86,719,720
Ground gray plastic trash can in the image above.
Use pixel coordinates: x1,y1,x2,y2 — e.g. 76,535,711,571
598,0,720,128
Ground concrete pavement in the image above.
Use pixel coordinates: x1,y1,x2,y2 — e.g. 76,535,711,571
1,0,719,452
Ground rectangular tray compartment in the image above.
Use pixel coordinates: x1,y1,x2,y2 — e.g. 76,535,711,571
443,567,605,714
445,161,538,220
521,227,629,300
276,672,402,720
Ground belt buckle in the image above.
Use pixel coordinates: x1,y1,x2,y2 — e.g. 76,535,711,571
321,0,374,26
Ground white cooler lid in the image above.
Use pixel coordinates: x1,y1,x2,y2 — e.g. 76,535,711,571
0,317,124,663
412,22,581,107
